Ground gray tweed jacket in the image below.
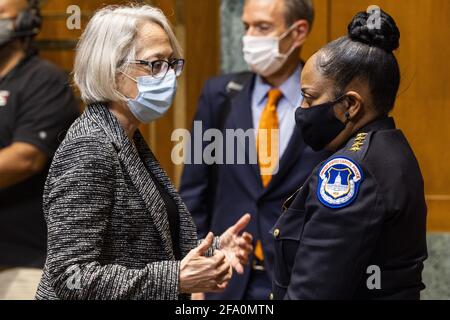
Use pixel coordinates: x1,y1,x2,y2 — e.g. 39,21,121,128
35,103,218,300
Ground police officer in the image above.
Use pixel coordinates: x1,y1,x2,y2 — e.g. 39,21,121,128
270,9,427,300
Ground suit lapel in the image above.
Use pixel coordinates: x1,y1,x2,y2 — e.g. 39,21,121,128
227,77,308,195
119,139,176,259
227,76,264,192
133,132,198,257
85,104,176,259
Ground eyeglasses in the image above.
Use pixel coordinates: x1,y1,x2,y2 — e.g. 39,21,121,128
126,58,185,79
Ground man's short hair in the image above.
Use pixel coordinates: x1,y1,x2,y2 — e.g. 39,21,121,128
284,0,315,29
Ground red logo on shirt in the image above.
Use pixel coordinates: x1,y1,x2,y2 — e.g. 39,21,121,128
0,90,9,107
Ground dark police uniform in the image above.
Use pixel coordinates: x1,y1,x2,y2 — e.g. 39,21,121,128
0,49,79,268
270,117,428,300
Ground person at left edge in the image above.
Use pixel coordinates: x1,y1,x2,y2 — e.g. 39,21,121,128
35,4,253,300
0,0,80,300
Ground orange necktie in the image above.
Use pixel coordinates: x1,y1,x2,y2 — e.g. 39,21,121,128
257,88,282,188
254,89,282,263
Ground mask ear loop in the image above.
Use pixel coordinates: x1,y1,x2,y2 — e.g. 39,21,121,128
121,71,138,83
277,23,300,58
115,89,131,101
279,23,298,40
115,71,138,101
333,94,351,126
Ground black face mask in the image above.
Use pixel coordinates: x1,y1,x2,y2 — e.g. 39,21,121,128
295,95,348,151
0,18,15,48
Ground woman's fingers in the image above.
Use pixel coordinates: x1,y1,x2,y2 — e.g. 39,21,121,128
195,232,215,256
211,253,233,283
215,259,231,278
181,250,235,294
212,250,227,267
238,237,253,251
233,262,244,274
213,267,232,291
238,233,254,255
229,214,251,235
200,259,231,292
211,283,228,292
242,232,253,243
237,236,253,265
237,249,249,262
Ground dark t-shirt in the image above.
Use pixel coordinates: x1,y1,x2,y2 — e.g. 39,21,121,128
0,52,80,268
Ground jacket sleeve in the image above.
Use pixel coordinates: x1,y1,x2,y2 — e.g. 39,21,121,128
44,136,181,300
285,165,385,300
179,79,218,238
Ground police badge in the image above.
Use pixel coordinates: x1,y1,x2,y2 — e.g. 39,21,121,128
317,157,364,209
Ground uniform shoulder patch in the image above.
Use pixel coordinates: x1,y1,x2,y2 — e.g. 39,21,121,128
317,157,364,209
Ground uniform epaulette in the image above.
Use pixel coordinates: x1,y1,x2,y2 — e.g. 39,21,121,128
344,131,374,161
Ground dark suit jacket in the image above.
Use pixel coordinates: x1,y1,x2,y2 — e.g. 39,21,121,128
179,73,330,299
36,104,218,300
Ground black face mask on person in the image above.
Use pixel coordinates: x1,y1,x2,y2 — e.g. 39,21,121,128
0,18,15,48
295,95,350,151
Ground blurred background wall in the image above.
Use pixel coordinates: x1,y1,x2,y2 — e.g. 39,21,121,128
35,0,450,299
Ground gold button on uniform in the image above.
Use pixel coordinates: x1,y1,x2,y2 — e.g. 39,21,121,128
269,293,274,300
273,229,280,238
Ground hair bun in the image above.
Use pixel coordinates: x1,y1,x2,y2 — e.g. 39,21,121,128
347,9,400,52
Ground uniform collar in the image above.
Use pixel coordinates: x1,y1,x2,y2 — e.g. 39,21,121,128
355,117,396,136
336,117,396,152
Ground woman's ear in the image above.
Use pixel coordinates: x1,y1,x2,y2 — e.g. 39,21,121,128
344,91,364,120
115,73,124,91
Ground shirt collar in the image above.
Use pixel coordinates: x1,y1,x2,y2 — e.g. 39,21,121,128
254,64,303,108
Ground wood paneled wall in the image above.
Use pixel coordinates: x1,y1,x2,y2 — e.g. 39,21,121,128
325,0,450,231
37,0,449,231
293,0,449,232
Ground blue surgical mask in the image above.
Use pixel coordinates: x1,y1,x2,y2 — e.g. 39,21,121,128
122,69,177,123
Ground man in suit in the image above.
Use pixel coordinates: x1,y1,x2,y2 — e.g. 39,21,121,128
180,0,329,300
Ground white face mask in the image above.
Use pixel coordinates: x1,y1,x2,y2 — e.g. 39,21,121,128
242,25,298,77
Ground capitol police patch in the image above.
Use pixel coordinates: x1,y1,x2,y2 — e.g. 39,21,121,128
317,157,364,209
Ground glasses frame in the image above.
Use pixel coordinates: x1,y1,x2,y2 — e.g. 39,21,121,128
126,58,185,79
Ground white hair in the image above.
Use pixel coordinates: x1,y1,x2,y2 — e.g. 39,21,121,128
74,4,182,105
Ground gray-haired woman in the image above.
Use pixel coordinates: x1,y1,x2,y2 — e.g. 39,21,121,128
35,4,253,300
